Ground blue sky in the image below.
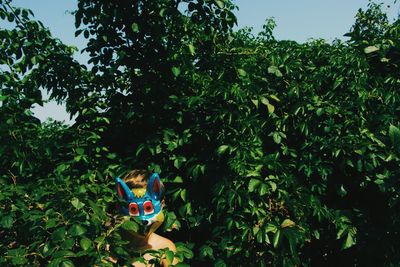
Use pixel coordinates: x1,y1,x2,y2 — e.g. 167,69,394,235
236,0,399,42
6,0,400,123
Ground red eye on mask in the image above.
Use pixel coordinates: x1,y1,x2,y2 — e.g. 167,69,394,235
143,201,154,215
129,203,140,216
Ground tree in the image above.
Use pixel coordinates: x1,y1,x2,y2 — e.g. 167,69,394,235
1,0,400,266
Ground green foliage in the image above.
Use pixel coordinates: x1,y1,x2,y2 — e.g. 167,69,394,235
1,0,400,266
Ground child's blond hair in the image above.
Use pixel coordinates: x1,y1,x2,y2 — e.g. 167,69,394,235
123,169,152,189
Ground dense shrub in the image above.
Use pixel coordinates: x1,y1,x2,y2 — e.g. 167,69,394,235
1,0,400,266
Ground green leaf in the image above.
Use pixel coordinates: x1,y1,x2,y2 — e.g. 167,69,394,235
80,237,92,251
42,243,55,257
281,219,295,228
172,67,181,77
30,56,37,65
173,156,187,169
338,185,348,197
88,200,108,221
217,145,229,155
214,259,227,267
342,231,356,249
269,181,277,192
60,260,75,267
180,189,187,201
273,132,281,144
61,239,75,250
259,183,269,196
273,229,281,248
267,102,275,114
131,23,139,33
199,245,213,258
107,153,117,159
46,219,58,229
286,230,298,255
251,99,259,108
24,109,33,116
52,250,76,258
71,197,85,210
75,148,84,155
176,243,194,259
172,176,184,183
389,125,400,152
165,249,174,264
48,258,64,267
8,248,27,265
313,230,320,240
268,66,282,77
248,178,261,192
260,96,269,106
265,223,277,233
159,8,167,17
52,227,66,242
214,0,225,9
121,220,139,232
237,68,247,77
364,45,379,54
135,144,146,157
188,44,195,55
333,77,344,89
1,215,13,229
269,94,280,102
69,224,87,237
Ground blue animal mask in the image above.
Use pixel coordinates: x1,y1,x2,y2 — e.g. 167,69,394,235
115,173,165,236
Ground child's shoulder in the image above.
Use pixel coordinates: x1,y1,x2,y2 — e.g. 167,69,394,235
148,233,176,252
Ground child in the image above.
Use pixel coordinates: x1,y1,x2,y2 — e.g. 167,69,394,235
112,169,177,266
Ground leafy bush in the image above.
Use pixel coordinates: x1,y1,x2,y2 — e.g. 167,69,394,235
1,0,400,266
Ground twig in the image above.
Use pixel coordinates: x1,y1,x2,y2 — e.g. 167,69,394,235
8,170,16,185
5,2,27,29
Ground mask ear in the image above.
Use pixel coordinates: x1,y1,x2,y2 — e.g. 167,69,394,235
116,177,134,201
147,173,165,201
